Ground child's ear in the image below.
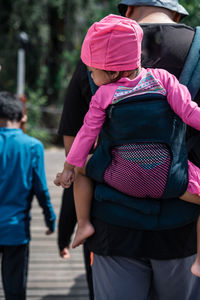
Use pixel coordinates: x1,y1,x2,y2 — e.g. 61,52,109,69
123,71,131,77
111,72,120,80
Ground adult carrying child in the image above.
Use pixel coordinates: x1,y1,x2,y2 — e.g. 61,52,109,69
54,14,200,279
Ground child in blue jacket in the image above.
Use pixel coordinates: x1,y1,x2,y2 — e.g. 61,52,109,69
0,92,56,299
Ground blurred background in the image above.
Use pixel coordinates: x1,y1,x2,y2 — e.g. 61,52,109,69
0,0,199,146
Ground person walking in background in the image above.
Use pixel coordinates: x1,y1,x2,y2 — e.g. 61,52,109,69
57,1,200,299
0,92,56,300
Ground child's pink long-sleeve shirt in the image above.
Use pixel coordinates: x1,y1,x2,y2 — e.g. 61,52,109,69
66,68,200,168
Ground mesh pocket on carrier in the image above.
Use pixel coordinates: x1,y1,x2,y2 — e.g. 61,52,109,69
104,143,171,198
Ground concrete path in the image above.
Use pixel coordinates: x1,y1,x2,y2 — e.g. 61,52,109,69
0,148,89,300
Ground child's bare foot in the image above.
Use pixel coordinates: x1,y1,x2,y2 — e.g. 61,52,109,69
72,222,95,248
191,258,200,277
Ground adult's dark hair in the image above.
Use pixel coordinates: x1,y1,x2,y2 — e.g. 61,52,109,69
0,92,23,121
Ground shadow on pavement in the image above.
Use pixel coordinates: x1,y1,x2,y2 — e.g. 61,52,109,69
41,274,89,300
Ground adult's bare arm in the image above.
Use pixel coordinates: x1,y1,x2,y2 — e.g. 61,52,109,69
63,135,75,154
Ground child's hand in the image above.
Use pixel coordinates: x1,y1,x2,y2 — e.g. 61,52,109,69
60,247,70,259
54,163,75,188
59,167,75,188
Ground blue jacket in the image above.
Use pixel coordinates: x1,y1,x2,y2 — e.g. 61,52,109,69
0,128,56,245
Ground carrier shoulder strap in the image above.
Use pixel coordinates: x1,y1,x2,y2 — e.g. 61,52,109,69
179,26,200,99
179,26,200,152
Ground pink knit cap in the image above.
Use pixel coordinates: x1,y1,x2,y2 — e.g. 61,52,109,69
81,14,143,71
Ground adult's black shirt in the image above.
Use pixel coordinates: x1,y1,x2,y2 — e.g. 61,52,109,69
58,23,199,259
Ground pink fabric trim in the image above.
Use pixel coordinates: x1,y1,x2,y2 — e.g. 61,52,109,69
187,160,200,196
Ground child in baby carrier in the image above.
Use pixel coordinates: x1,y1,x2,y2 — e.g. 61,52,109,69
54,14,200,277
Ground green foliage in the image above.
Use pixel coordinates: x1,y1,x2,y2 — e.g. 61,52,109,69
26,88,51,146
181,0,200,27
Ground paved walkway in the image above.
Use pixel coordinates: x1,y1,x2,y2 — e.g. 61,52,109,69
0,148,89,300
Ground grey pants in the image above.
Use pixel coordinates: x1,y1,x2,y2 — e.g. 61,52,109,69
92,254,200,300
